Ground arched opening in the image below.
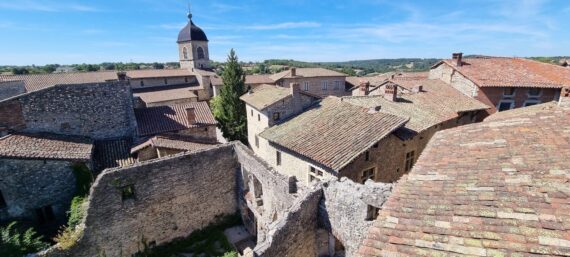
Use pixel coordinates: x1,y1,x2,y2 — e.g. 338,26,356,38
197,46,205,60
183,47,188,60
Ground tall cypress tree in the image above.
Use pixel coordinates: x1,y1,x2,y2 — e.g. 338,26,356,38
212,49,247,144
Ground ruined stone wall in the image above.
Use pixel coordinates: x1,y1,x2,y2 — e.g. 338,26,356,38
0,159,78,224
0,81,26,101
39,145,239,257
253,186,322,257
429,63,478,98
0,82,137,140
320,178,393,257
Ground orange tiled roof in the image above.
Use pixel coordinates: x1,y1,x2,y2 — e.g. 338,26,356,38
134,102,217,136
0,133,93,161
125,69,193,79
0,71,118,92
436,57,570,88
93,139,135,171
245,74,273,85
358,103,570,257
131,135,218,153
134,86,199,104
270,68,347,81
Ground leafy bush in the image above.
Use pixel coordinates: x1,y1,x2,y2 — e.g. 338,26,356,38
0,222,49,257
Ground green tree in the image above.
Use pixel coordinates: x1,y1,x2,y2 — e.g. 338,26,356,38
11,67,29,75
211,49,247,144
0,222,49,257
152,62,164,69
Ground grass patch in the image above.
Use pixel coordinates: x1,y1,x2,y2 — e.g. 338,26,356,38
134,214,242,257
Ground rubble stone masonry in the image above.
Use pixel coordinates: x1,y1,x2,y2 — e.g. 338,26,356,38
0,81,26,101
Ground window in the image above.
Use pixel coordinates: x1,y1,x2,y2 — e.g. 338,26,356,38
276,151,281,166
523,99,541,107
255,136,259,148
503,88,516,97
185,77,189,83
258,114,260,121
405,151,415,172
121,185,135,201
272,112,281,121
303,81,309,91
251,109,253,116
0,190,6,208
497,100,514,112
321,81,328,91
528,88,542,97
366,205,380,221
164,78,168,85
364,151,371,161
309,166,324,183
334,81,341,90
361,167,375,183
373,143,379,148
183,47,188,59
197,47,205,59
140,80,144,87
36,205,55,225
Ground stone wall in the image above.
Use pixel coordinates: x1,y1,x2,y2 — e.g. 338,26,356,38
279,76,348,97
0,80,26,101
0,159,79,225
0,82,137,140
429,63,478,98
129,76,196,89
39,144,239,257
320,178,393,256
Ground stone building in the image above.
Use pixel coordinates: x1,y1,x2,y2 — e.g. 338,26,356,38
245,74,274,89
357,100,570,257
130,134,218,162
0,133,93,227
269,68,349,97
429,53,569,116
0,80,26,101
177,11,210,70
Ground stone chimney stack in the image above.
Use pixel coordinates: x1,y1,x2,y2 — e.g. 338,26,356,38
384,84,398,102
290,67,297,77
452,53,463,67
412,85,423,93
368,106,381,114
291,82,301,98
359,80,370,96
290,83,303,115
559,86,570,107
117,71,127,81
186,107,196,125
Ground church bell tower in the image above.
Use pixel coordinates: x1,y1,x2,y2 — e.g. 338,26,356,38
177,10,210,70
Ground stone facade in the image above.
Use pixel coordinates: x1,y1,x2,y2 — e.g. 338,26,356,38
0,159,82,226
129,76,197,90
0,82,137,140
277,76,348,97
0,80,26,101
179,41,210,70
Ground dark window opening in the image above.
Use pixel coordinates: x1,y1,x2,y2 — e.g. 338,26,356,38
276,151,281,166
164,79,168,85
361,167,375,183
528,88,541,97
498,101,513,112
272,112,280,121
373,143,379,148
251,110,253,116
121,185,135,201
255,136,259,148
0,190,7,208
140,80,144,87
197,47,205,60
258,114,260,121
503,88,516,97
365,151,371,161
366,205,380,221
405,151,416,172
36,205,55,225
185,77,189,83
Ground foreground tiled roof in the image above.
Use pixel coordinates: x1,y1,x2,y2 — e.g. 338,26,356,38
270,68,347,81
125,69,193,79
358,103,570,257
435,57,570,88
131,135,218,153
343,79,489,136
245,74,273,85
260,97,408,171
0,71,118,92
93,139,135,171
134,86,199,104
240,84,292,110
135,102,217,136
0,133,93,161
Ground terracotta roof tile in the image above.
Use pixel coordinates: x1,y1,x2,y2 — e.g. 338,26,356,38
93,139,135,171
437,57,570,88
357,103,570,257
0,71,118,92
245,74,273,85
134,86,199,104
131,135,218,153
270,68,347,81
0,133,93,161
134,102,217,136
260,97,408,171
125,69,193,79
240,84,292,110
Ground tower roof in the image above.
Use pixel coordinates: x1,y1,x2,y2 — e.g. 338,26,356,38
177,13,208,43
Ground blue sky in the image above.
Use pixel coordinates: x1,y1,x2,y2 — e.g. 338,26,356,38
0,0,569,65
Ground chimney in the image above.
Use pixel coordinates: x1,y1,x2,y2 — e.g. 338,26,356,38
117,71,127,81
290,67,297,77
559,86,570,107
452,52,463,67
412,85,423,93
186,107,196,125
383,84,398,102
359,80,370,96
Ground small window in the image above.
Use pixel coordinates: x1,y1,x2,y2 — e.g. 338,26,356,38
121,185,135,201
321,81,328,90
497,100,514,112
258,114,260,121
503,88,516,97
524,99,541,107
255,136,259,148
405,151,416,172
183,47,188,59
365,151,371,161
373,143,379,148
164,79,168,85
276,151,281,166
197,47,205,60
528,88,542,97
36,205,55,225
185,77,189,83
140,80,144,87
272,112,280,121
251,109,253,116
0,190,7,208
303,81,309,91
366,205,380,221
309,166,324,183
361,167,375,183
334,81,341,90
